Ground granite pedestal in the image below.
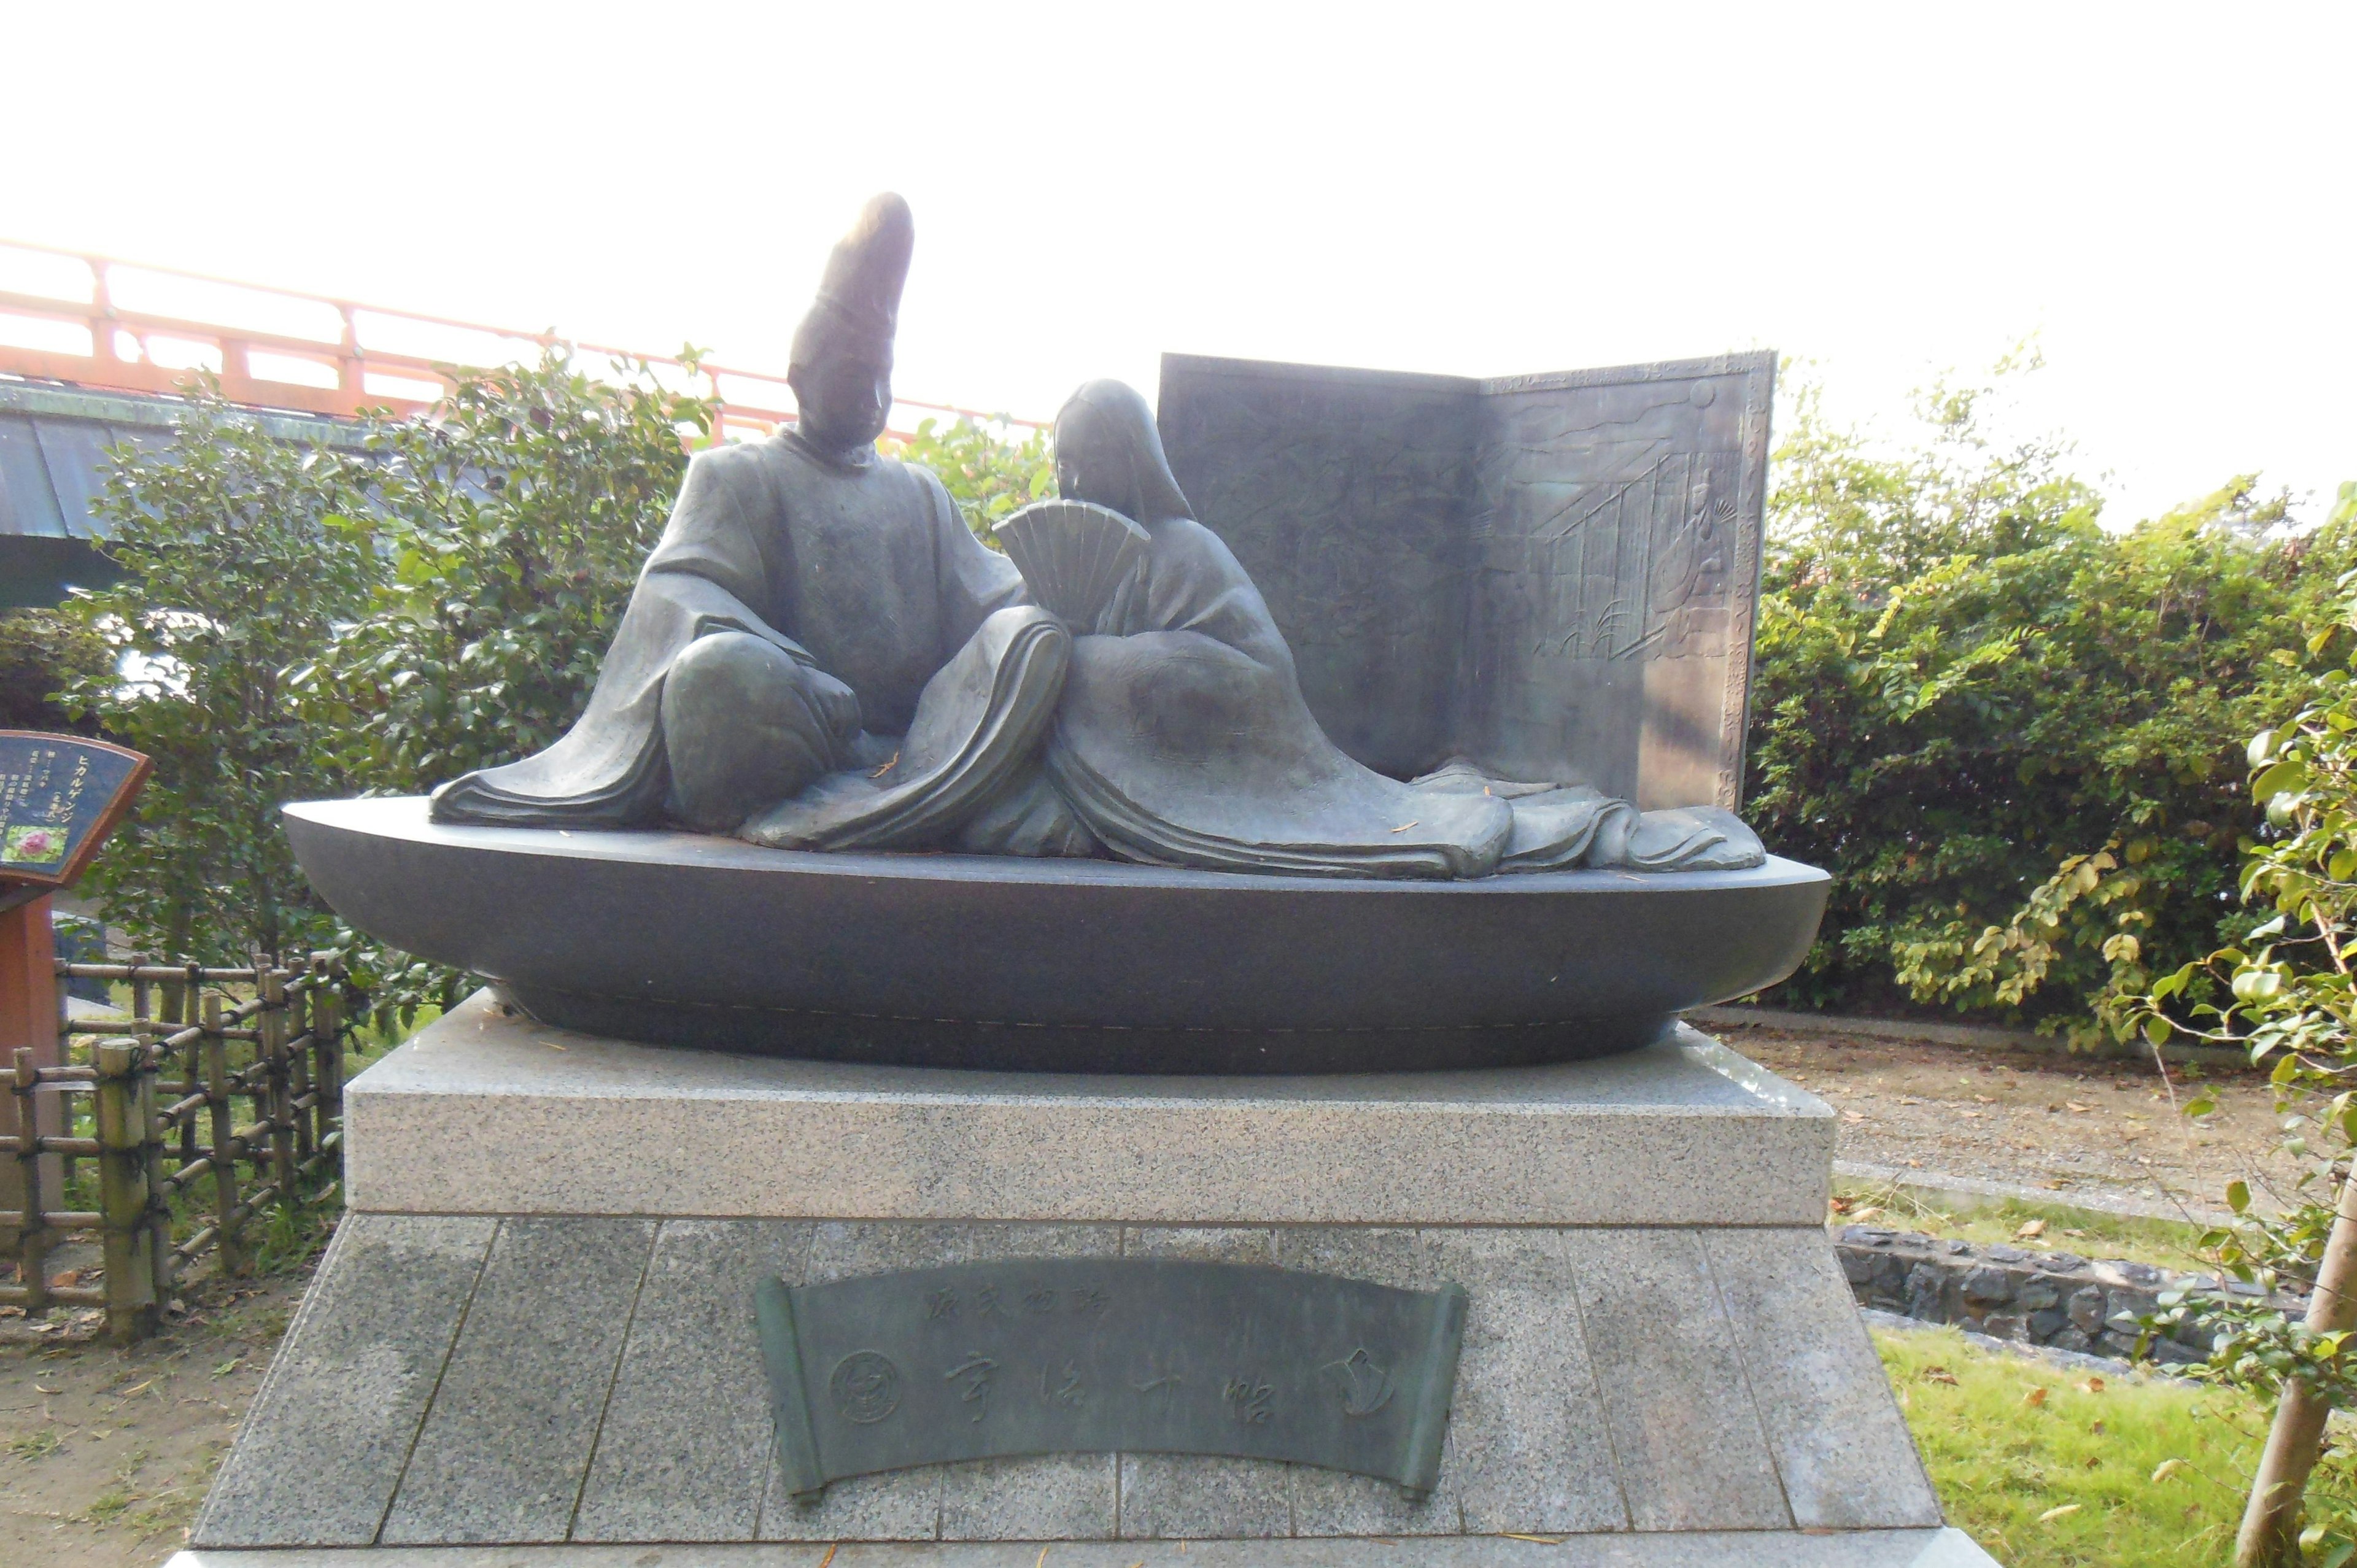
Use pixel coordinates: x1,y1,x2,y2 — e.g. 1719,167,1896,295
176,994,1997,1567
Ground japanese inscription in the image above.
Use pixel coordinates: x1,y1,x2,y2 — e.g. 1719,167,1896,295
0,732,149,890
1159,351,1774,810
757,1257,1467,1501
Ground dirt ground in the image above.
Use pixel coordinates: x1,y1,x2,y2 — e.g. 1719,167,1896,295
1717,1020,2315,1218
0,1021,2323,1566
0,1261,311,1568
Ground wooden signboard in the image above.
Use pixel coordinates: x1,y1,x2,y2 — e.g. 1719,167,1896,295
0,731,150,894
0,731,148,1249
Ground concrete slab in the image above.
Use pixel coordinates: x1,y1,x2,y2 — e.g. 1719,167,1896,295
1559,1229,1792,1532
1705,1227,1945,1529
344,994,1832,1226
1425,1227,1628,1535
194,1021,1949,1561
573,1221,813,1543
166,1526,2003,1564
192,1215,496,1548
379,1218,657,1545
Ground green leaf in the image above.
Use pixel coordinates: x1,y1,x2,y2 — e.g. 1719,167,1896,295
2254,760,2310,801
2233,969,2285,1005
2143,1014,2170,1046
2227,1179,2250,1213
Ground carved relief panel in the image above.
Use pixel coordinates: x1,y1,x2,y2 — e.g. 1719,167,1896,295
1159,351,1771,811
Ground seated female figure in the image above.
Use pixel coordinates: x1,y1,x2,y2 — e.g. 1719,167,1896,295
1034,380,1764,877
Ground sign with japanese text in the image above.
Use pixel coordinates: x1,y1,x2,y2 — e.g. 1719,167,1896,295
758,1257,1465,1500
0,732,150,890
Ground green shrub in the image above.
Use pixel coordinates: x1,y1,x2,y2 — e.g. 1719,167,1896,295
0,608,114,734
63,389,379,968
1748,361,2357,1041
288,347,716,796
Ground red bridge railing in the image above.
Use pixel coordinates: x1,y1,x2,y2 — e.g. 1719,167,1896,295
0,239,1041,442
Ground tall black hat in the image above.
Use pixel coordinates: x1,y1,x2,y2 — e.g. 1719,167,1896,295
791,193,914,370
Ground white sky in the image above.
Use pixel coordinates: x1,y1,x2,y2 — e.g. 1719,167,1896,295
6,2,2354,525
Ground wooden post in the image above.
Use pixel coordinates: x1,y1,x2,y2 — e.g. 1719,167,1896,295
312,955,344,1162
94,1038,157,1343
54,959,73,1190
288,976,315,1166
0,895,60,1251
10,1045,48,1317
144,1041,171,1303
175,963,199,1167
201,993,247,1278
261,969,295,1201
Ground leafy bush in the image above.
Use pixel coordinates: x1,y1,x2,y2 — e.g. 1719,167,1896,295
0,609,114,734
287,347,716,795
63,392,380,967
2091,573,2357,1564
1747,363,2357,1041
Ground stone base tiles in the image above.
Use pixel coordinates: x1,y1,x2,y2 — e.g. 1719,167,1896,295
166,1530,2002,1566
193,1215,499,1548
195,1217,1943,1552
343,998,1835,1229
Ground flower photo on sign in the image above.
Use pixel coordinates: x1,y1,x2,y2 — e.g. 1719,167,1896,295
2,824,67,865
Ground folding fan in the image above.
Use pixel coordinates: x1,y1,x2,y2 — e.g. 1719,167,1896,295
991,500,1150,628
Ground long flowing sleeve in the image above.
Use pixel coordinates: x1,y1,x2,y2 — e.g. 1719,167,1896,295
430,447,810,827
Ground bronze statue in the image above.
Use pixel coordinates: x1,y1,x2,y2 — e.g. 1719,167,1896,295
428,195,1063,845
431,195,1761,878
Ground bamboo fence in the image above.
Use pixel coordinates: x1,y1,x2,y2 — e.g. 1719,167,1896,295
1,955,351,1342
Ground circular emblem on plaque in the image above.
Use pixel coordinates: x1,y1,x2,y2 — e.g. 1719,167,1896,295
830,1350,902,1423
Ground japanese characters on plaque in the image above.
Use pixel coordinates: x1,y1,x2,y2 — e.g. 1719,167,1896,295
757,1257,1466,1500
0,732,150,889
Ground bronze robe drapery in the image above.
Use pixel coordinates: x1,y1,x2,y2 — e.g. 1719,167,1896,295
430,433,1030,828
1045,514,1515,877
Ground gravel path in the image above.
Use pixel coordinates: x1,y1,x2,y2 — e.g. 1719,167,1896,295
1717,1019,2315,1217
0,1268,306,1568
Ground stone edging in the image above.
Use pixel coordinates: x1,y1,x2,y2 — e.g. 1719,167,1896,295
1835,1225,2288,1364
1833,1159,2231,1226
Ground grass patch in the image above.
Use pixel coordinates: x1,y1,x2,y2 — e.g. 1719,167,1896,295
1837,1177,2212,1270
8,1427,63,1459
344,1001,440,1076
1875,1324,2282,1564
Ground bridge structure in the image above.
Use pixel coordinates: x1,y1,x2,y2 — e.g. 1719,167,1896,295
0,239,1040,604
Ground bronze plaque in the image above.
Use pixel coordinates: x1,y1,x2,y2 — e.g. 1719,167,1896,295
758,1257,1467,1499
